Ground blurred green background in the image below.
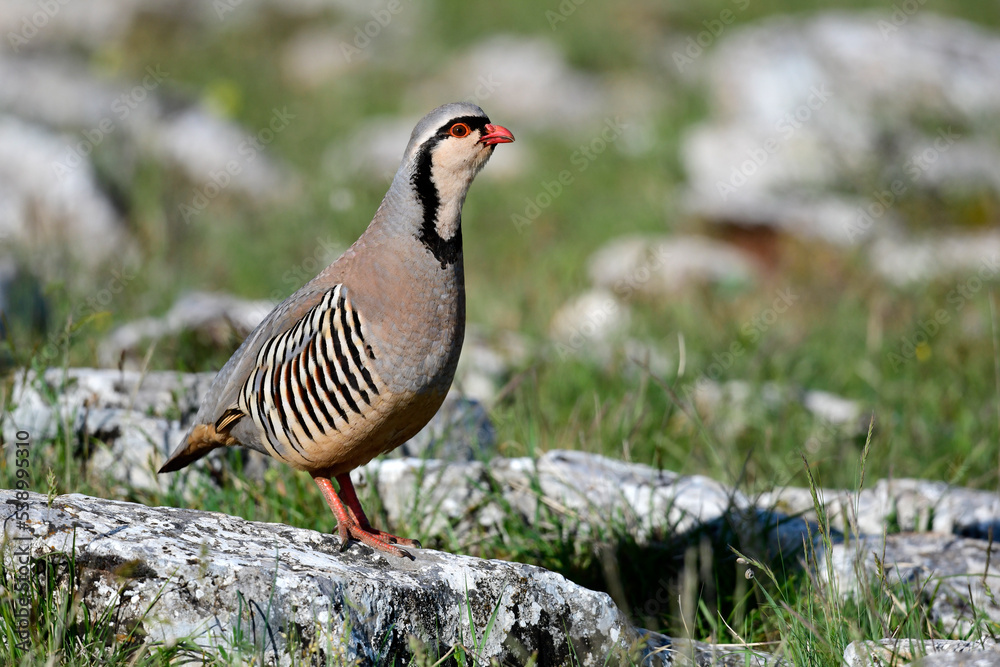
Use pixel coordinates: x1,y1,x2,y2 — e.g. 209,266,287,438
4,0,1000,657
5,0,1000,496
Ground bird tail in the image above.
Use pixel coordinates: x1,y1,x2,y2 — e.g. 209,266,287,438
158,423,239,473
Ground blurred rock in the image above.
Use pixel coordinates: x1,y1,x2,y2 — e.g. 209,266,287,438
588,234,759,297
824,534,1000,634
0,54,299,212
453,326,531,405
549,289,631,359
0,55,157,130
681,12,1000,249
419,35,607,133
149,105,301,205
98,291,275,369
692,379,865,443
801,389,864,427
0,0,146,52
683,190,899,246
844,639,1000,667
280,27,353,90
4,368,500,491
3,368,214,495
390,393,496,462
0,0,363,53
0,115,132,275
703,13,1000,128
759,477,1000,540
8,367,211,421
868,230,1000,286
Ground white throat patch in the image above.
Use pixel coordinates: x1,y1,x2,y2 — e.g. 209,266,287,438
429,138,491,240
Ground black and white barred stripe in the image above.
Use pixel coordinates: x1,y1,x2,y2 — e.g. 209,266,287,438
239,285,381,462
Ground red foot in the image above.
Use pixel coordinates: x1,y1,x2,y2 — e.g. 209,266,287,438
313,473,420,559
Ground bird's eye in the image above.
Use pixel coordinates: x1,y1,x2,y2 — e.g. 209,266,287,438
449,123,471,138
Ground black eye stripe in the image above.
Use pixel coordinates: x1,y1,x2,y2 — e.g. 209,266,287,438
436,115,489,136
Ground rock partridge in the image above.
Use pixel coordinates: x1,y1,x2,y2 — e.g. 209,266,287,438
159,103,514,558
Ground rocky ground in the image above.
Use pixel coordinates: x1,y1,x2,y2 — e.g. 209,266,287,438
6,368,1000,665
7,490,665,666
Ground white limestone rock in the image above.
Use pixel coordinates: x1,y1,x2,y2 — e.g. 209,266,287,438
824,534,1000,634
844,639,1000,667
759,478,1000,540
588,235,759,297
5,489,673,665
360,450,750,546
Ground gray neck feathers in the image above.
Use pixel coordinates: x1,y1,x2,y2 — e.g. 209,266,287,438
370,142,466,269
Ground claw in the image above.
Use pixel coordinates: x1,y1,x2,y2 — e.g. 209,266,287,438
313,473,419,559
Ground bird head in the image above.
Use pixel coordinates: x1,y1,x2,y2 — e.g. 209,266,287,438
402,102,514,185
392,103,513,265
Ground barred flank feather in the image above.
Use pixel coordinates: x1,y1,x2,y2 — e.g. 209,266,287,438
238,285,384,463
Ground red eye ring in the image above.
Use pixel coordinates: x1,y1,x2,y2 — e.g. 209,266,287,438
449,122,471,138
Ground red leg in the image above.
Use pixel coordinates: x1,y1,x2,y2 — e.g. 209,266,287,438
335,473,421,549
312,474,418,559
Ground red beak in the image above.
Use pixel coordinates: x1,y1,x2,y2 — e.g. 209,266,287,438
480,123,514,146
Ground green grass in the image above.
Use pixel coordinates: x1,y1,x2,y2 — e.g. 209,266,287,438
4,409,999,664
4,0,1000,662
0,532,191,666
